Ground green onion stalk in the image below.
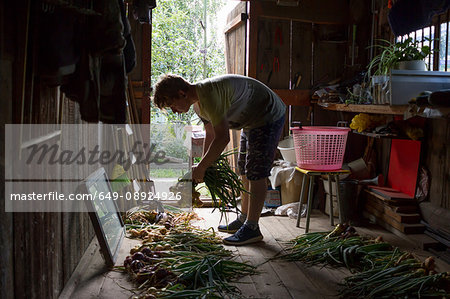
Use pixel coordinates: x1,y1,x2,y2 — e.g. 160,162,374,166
176,150,248,218
276,226,450,298
202,150,248,215
120,219,258,299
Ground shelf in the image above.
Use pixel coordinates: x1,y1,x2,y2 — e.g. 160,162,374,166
317,103,408,115
351,130,409,139
315,102,450,118
406,105,450,119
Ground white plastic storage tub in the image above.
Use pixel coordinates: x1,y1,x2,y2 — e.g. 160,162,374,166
277,136,296,164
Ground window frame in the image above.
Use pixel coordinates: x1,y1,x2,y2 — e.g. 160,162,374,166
395,9,450,72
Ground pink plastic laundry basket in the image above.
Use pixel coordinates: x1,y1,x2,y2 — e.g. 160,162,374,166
291,126,350,171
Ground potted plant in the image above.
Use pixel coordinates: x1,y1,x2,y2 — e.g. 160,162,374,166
368,37,432,76
367,37,432,104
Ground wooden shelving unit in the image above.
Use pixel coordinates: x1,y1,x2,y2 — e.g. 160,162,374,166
351,130,403,139
317,103,408,115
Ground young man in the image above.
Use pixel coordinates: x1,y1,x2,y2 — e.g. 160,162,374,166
153,74,286,245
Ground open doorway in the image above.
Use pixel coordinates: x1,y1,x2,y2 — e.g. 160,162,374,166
149,0,238,204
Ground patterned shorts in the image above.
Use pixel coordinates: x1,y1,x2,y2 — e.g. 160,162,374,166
238,115,285,180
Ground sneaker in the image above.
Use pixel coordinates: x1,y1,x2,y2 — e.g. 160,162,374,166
222,224,263,246
217,219,243,233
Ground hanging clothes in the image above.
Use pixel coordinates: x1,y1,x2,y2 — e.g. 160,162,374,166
61,0,136,123
38,6,80,86
119,0,136,73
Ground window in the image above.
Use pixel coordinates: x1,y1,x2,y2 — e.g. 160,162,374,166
439,19,450,71
395,9,450,72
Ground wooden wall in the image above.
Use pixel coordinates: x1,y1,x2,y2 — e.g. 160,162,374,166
224,2,247,167
292,21,313,89
246,0,354,135
2,96,97,298
423,118,450,209
225,1,247,76
0,1,97,298
0,1,15,296
0,1,149,296
248,0,350,81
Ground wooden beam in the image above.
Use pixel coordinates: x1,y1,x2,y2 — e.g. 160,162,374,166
274,89,310,106
254,0,350,24
141,23,151,154
131,81,144,87
319,103,408,115
58,239,100,299
141,24,151,125
133,90,143,99
20,130,61,149
224,13,247,34
247,2,262,79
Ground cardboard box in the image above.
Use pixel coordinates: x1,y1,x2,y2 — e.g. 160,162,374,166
281,171,306,205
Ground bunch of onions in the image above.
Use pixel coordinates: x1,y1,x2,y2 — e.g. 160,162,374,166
175,150,247,216
200,150,248,216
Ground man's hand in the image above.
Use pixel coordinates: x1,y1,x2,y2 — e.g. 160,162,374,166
192,164,206,183
192,117,230,184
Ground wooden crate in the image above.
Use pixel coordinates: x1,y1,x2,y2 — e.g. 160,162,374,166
363,189,424,234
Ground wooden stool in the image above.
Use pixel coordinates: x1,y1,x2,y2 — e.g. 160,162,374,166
295,167,351,233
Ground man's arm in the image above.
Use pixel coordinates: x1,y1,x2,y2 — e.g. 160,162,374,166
193,102,214,155
192,117,230,182
203,122,214,156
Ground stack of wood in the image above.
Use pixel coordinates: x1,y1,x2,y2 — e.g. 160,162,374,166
362,189,424,235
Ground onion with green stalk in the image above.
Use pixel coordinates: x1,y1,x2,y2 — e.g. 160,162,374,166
277,226,450,298
172,150,248,217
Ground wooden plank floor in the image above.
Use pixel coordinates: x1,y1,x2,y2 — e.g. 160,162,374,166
196,209,349,299
68,237,141,299
68,208,450,299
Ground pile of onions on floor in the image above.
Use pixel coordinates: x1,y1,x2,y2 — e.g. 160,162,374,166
118,210,257,299
276,223,450,298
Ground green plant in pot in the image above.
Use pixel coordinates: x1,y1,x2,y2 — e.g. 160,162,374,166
368,37,432,76
367,37,432,104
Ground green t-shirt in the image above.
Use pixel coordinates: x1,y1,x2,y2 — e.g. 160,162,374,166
195,74,286,129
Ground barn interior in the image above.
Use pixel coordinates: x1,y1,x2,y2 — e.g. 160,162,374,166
1,1,450,298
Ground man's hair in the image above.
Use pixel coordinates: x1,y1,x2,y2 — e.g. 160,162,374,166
152,74,190,109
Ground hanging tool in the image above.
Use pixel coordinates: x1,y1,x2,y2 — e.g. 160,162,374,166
273,48,280,73
267,69,273,83
267,56,280,83
273,56,280,72
268,24,283,85
268,49,280,83
293,72,302,89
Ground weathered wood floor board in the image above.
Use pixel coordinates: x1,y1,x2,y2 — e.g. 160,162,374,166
68,208,449,299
